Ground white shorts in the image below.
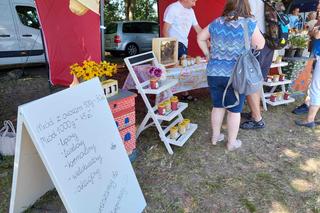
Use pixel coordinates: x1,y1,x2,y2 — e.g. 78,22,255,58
310,57,320,106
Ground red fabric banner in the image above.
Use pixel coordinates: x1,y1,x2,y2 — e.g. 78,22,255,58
35,0,101,86
158,0,226,56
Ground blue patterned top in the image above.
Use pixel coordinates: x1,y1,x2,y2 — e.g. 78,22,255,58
207,17,257,77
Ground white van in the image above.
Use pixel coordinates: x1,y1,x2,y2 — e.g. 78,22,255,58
0,0,45,69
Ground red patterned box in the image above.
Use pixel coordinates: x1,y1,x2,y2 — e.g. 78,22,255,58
114,108,136,131
108,91,137,115
119,125,136,152
107,90,137,154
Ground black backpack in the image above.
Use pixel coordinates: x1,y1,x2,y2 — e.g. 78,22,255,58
262,0,290,50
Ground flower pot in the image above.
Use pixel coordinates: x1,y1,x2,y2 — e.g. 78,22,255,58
284,92,290,100
294,48,304,57
284,48,296,58
150,78,159,89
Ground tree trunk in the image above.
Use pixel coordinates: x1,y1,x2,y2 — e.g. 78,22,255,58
145,0,149,20
125,0,135,20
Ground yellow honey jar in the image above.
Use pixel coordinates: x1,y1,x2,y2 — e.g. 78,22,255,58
183,119,190,129
163,100,171,111
178,122,186,134
170,126,179,139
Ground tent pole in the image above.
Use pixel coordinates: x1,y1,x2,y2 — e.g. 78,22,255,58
100,0,105,61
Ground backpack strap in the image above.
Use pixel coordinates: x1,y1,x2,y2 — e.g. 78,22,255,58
222,19,248,109
243,20,250,51
222,71,240,108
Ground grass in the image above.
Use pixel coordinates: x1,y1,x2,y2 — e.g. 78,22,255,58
1,89,320,212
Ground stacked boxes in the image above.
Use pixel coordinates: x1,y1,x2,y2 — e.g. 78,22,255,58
107,90,137,154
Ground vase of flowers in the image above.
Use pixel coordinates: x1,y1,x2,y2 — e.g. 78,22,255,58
70,60,118,96
148,64,166,89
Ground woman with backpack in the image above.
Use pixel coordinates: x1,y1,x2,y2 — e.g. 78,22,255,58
197,0,265,151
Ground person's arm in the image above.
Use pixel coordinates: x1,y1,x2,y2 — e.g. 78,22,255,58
314,28,320,39
193,24,202,34
251,26,265,50
162,22,171,37
197,25,210,59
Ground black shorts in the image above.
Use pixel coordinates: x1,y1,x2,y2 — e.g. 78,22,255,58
257,45,274,79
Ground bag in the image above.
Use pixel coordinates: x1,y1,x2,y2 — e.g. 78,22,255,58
222,20,263,108
263,0,290,50
0,120,16,156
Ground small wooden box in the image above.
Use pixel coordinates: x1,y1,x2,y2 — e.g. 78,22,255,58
102,79,118,98
152,37,178,67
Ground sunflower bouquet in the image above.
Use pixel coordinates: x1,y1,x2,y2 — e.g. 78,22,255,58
70,60,117,81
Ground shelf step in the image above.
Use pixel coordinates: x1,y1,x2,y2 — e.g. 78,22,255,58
266,98,295,106
263,79,292,87
167,123,198,147
155,102,188,121
142,79,178,95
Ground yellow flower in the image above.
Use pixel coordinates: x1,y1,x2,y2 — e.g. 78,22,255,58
70,59,117,82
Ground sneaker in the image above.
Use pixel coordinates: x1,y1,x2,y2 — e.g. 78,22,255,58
292,103,309,115
227,139,242,151
295,120,316,128
240,119,265,129
212,133,224,145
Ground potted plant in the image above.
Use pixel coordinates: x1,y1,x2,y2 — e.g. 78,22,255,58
286,30,309,57
69,60,118,97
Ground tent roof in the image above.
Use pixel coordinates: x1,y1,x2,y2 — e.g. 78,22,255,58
291,0,318,12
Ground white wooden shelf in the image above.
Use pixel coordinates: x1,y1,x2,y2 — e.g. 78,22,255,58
263,79,292,87
261,62,295,111
266,98,295,106
142,79,178,94
166,123,198,147
270,62,288,68
154,102,188,121
124,51,198,155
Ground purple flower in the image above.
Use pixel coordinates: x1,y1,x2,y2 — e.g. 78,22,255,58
153,68,162,78
149,66,162,78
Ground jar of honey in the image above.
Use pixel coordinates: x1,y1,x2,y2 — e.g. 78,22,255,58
164,100,171,111
183,119,190,129
170,126,179,139
178,122,186,134
170,96,179,110
157,103,166,115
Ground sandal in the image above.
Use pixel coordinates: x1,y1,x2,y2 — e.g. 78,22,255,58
212,133,224,145
227,139,242,151
295,120,316,128
181,95,198,102
240,119,265,129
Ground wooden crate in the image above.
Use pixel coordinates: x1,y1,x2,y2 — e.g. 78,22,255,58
152,37,178,67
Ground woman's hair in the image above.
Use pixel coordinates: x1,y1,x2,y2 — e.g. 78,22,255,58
222,0,253,21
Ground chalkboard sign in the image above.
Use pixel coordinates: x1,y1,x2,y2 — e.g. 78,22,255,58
9,78,146,213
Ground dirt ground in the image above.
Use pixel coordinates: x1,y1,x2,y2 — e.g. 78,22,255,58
0,64,320,213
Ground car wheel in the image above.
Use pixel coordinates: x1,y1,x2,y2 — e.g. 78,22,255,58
125,43,139,56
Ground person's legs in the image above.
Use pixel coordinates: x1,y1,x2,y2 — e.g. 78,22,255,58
211,107,226,144
241,45,274,129
226,111,242,150
246,92,262,121
306,105,320,122
296,57,320,127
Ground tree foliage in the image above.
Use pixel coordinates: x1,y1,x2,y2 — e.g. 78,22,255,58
104,0,158,23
